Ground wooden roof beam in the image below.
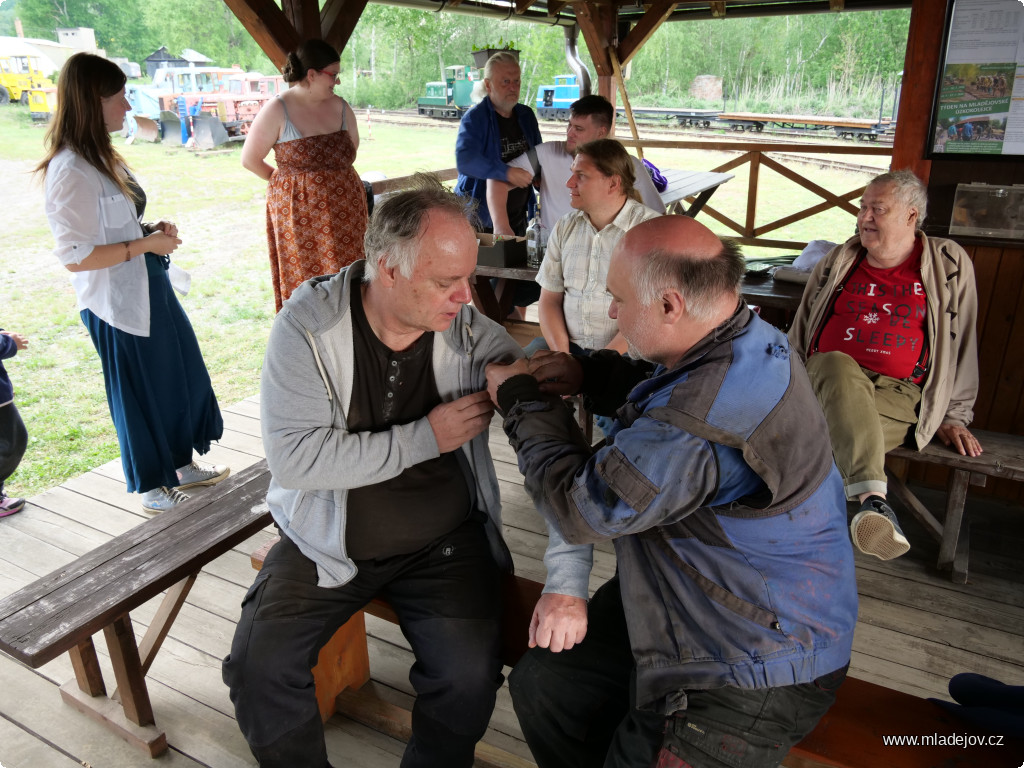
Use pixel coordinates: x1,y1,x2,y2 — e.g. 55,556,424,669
710,1,726,17
282,0,321,41
829,0,845,9
321,0,371,54
516,0,539,13
618,0,678,68
221,0,300,69
573,1,614,77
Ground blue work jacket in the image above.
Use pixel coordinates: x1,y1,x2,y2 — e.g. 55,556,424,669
498,304,859,715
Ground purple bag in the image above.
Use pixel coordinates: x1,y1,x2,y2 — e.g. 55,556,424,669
642,158,668,193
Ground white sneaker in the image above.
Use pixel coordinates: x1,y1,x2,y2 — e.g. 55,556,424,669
175,461,230,490
141,486,191,513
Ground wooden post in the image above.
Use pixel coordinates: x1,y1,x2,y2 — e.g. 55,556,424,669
745,152,760,237
609,49,643,160
891,0,948,182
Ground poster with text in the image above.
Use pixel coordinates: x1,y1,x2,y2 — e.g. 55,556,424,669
931,0,1024,156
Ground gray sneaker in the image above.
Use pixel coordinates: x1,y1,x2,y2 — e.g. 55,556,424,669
175,461,230,490
850,496,910,560
141,486,191,513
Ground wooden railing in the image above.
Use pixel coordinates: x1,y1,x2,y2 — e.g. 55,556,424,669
617,139,893,251
369,139,893,252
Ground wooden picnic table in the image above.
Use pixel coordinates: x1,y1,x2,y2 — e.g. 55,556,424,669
658,168,735,216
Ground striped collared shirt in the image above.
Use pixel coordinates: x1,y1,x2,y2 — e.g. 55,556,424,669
536,197,661,349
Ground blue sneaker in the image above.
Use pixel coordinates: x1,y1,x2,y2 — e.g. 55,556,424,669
141,486,191,513
175,461,230,490
850,495,910,560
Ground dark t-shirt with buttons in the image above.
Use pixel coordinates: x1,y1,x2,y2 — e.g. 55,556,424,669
344,284,472,560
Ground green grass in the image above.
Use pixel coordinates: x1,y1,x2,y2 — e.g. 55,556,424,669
0,103,884,498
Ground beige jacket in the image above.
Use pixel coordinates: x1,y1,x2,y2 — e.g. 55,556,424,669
788,233,980,449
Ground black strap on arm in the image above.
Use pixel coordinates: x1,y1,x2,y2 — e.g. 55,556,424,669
526,147,541,186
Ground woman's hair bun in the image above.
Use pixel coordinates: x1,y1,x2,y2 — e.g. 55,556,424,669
282,52,305,83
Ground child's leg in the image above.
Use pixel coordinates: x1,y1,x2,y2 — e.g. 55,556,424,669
0,402,28,494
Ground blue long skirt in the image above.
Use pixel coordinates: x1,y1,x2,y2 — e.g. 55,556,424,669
82,253,224,493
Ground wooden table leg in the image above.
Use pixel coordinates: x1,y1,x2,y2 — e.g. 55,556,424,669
470,274,522,323
683,185,721,217
470,273,502,323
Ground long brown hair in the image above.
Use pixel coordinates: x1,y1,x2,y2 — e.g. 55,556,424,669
36,53,133,198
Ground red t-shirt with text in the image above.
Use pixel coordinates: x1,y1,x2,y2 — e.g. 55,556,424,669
815,240,927,381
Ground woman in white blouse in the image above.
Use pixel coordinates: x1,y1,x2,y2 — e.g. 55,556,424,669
37,53,229,512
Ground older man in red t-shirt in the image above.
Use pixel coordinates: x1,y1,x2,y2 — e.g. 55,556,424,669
789,170,982,560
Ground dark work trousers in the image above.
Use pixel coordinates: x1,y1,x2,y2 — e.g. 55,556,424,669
509,576,848,768
222,514,504,768
0,402,27,494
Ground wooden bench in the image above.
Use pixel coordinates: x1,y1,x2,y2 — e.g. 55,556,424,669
0,460,273,757
885,428,1024,583
251,539,1021,768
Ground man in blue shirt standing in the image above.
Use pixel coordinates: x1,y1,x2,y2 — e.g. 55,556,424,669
454,52,541,235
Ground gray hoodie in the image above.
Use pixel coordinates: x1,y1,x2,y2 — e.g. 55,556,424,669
261,261,532,587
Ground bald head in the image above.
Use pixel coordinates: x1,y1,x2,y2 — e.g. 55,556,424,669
618,216,744,323
621,215,724,266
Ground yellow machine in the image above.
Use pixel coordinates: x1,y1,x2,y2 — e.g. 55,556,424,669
0,54,54,105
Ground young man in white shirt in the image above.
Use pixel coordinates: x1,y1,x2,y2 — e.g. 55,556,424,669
488,95,665,237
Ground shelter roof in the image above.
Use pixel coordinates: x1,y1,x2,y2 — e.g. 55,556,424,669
378,0,911,26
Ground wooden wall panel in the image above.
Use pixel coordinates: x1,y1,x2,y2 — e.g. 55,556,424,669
907,244,1024,501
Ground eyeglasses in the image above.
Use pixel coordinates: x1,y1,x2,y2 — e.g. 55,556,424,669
316,69,341,83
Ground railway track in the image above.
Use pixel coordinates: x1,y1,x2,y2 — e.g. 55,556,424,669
357,108,889,176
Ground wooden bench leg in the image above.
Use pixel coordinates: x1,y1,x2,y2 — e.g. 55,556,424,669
313,610,371,721
104,614,155,726
58,577,199,760
136,574,197,678
885,468,943,542
937,469,973,584
886,466,976,584
69,636,106,697
60,612,168,757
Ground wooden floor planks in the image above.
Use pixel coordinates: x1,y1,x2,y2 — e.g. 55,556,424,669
1,393,1022,767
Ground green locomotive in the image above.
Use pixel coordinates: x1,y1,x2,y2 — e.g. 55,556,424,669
417,64,479,119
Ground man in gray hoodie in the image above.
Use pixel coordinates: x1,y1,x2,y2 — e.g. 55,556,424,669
223,177,526,767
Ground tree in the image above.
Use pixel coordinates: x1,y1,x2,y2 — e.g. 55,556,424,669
142,0,273,71
11,0,157,63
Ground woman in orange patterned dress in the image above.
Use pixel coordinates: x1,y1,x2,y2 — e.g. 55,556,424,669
242,40,367,311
